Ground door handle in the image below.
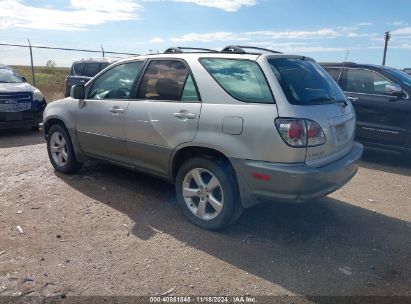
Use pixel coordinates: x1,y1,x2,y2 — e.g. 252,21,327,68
348,96,358,102
173,110,196,120
109,106,125,114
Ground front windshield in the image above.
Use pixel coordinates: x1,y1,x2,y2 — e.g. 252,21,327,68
0,69,24,83
269,58,346,105
384,68,411,87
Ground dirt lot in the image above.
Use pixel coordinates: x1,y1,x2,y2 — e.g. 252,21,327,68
0,130,410,300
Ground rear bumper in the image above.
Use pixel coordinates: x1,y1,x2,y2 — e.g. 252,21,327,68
0,111,43,129
231,142,364,207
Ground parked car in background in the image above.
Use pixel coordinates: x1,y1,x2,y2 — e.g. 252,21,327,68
0,66,46,130
64,58,117,97
44,46,363,230
322,62,411,155
404,68,411,76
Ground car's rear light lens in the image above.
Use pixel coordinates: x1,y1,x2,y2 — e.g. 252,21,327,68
306,120,326,146
275,118,326,147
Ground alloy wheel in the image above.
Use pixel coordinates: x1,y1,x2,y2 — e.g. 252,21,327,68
182,168,224,220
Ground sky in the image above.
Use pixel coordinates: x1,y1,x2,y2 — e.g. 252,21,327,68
0,0,410,68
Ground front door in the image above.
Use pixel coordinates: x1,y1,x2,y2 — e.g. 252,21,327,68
125,59,201,176
75,61,144,163
344,68,408,147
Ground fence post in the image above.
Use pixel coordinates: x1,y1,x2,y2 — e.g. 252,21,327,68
27,39,36,86
101,45,105,58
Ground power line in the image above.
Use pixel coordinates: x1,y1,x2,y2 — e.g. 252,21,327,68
0,42,139,56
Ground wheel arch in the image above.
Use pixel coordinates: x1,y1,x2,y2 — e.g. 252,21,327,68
170,145,233,180
44,117,68,139
44,116,86,162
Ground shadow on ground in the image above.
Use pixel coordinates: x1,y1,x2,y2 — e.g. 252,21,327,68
360,148,411,177
59,161,411,297
0,129,44,148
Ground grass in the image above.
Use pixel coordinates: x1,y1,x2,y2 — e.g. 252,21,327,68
11,65,69,102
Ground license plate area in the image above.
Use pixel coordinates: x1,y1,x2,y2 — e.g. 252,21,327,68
5,113,23,121
335,123,349,145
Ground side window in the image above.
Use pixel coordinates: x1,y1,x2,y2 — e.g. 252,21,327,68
199,58,273,103
88,62,143,100
346,69,393,95
181,75,200,102
324,68,342,82
138,60,194,101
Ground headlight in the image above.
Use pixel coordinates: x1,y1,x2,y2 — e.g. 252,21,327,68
33,89,44,101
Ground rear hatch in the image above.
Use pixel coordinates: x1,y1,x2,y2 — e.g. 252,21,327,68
266,56,356,167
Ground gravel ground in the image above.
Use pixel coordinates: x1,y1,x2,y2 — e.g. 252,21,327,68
0,129,410,299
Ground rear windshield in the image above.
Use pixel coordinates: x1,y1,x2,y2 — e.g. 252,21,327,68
269,58,346,105
73,62,109,77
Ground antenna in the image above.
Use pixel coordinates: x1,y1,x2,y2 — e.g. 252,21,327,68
337,49,350,82
344,49,350,62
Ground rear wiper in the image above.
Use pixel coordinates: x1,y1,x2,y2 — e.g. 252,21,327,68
308,97,348,107
335,99,348,107
308,96,336,103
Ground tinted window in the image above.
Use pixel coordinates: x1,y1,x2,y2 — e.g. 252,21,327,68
384,68,411,87
181,75,200,102
200,58,273,103
269,58,346,105
84,63,101,77
89,62,143,100
100,62,110,70
73,62,86,76
138,60,193,101
324,68,342,82
346,69,393,94
0,69,23,83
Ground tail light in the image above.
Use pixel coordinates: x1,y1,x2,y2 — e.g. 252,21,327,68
275,118,326,147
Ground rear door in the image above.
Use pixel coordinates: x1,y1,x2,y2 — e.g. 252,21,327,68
125,59,201,176
343,68,407,147
75,61,144,164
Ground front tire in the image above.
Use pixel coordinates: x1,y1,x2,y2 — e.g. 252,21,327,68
47,124,82,174
175,157,242,230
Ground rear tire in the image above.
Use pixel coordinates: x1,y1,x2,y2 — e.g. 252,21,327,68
47,124,82,174
175,157,242,230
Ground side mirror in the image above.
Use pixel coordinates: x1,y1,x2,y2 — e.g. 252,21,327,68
21,76,27,82
384,83,404,98
70,84,85,100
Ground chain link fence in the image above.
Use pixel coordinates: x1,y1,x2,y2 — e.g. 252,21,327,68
0,42,138,102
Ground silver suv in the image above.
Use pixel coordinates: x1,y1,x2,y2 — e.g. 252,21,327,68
43,46,363,230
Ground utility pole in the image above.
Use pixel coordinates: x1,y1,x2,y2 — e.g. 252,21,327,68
382,31,391,66
27,39,35,86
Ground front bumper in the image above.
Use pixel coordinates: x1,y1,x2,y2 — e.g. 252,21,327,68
0,111,44,129
231,142,364,207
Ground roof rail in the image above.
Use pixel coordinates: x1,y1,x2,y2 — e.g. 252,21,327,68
321,62,357,65
164,47,219,54
221,45,283,54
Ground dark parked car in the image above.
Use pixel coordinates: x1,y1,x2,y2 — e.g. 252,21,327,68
322,62,411,155
64,58,116,97
0,66,46,130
